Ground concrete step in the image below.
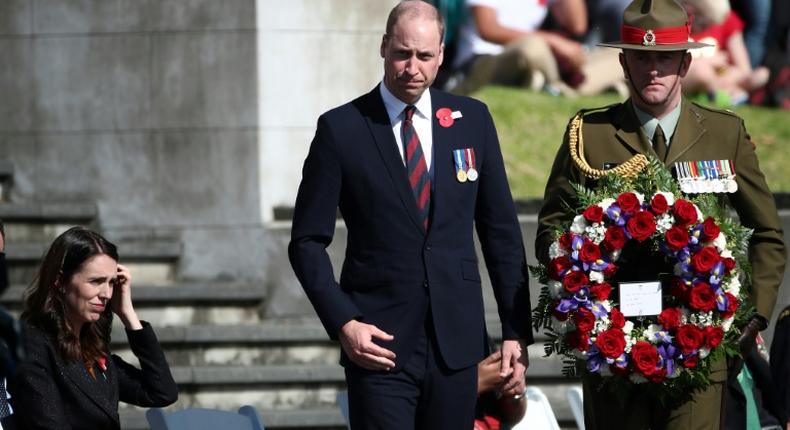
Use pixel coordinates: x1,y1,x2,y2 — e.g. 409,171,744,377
3,238,182,284
1,282,266,326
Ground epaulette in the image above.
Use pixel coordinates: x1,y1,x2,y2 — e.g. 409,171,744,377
688,100,744,120
573,103,621,119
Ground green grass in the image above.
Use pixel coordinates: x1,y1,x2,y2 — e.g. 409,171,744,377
474,86,790,199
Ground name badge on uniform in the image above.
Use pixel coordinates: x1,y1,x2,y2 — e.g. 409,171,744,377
674,160,737,194
453,148,478,182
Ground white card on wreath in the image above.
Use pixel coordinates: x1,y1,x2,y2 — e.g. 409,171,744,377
619,281,662,317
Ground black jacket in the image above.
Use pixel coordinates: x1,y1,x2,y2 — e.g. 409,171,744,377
8,321,177,429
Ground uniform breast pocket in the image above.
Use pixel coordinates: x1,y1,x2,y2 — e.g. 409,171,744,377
461,259,481,282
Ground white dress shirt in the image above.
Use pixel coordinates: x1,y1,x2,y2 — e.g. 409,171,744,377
379,81,434,174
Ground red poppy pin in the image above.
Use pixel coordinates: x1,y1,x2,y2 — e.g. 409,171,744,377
436,107,462,128
97,355,107,372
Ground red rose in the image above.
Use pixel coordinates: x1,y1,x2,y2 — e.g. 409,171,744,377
682,355,700,369
631,341,660,376
595,328,626,359
568,330,590,351
583,205,604,223
721,292,739,318
665,226,690,251
692,246,721,273
617,192,641,215
563,271,588,293
673,199,698,227
722,257,736,273
626,211,657,242
658,307,682,331
603,263,618,278
573,307,596,332
609,308,625,329
589,282,613,301
579,240,601,263
704,326,724,349
559,232,574,251
676,324,705,354
602,226,627,251
689,282,717,312
548,256,572,281
700,217,721,242
650,194,669,215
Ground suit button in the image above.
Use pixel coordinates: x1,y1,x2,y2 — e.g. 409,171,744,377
425,245,432,251
423,280,429,288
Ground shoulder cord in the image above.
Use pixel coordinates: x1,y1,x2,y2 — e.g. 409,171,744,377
568,113,649,179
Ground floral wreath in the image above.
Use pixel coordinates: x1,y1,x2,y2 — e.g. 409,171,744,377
531,159,753,402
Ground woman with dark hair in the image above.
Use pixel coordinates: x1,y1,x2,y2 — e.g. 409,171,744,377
8,226,177,429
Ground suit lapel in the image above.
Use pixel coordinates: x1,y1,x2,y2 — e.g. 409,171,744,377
665,99,706,165
428,89,447,236
61,358,118,424
361,86,426,234
614,100,651,155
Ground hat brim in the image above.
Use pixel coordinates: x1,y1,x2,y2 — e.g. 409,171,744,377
597,41,712,51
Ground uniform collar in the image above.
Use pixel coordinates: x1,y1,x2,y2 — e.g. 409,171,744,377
633,101,682,143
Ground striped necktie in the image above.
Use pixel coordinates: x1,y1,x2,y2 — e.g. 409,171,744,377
402,105,431,230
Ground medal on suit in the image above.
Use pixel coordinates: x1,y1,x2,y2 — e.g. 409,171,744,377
453,149,468,183
465,148,478,182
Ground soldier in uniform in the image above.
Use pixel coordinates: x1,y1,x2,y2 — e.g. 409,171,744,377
535,0,787,428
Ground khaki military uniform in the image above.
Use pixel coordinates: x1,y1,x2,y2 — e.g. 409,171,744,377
535,99,787,429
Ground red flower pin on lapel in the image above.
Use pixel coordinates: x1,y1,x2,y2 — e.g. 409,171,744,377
436,107,462,128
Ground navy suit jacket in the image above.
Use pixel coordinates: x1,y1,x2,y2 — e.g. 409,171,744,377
289,86,532,371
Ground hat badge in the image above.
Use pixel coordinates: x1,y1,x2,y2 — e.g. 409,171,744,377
643,29,656,46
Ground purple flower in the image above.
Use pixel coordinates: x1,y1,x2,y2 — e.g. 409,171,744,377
556,298,577,313
715,287,728,312
606,204,626,227
590,302,609,318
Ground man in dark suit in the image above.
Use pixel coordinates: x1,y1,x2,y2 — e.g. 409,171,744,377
536,0,786,428
288,1,532,428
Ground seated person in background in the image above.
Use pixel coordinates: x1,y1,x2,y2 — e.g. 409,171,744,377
451,0,588,95
681,0,770,105
475,350,527,430
451,0,628,96
9,226,178,429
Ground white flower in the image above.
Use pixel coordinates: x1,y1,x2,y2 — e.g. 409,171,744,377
622,320,634,334
712,232,727,251
720,249,733,259
722,316,735,332
695,205,704,222
656,213,675,234
589,271,604,284
598,198,616,211
548,280,564,299
629,373,648,384
644,324,668,344
654,191,675,206
610,249,621,261
633,191,645,204
586,224,606,244
571,215,587,234
699,347,710,359
724,276,741,297
549,241,566,259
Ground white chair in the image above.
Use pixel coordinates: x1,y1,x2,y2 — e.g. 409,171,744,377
566,385,585,430
511,386,560,430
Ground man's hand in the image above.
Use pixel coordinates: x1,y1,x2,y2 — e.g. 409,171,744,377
738,317,765,355
477,351,505,394
339,320,396,371
500,339,529,397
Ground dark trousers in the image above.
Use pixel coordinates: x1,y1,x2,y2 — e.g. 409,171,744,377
345,318,478,430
